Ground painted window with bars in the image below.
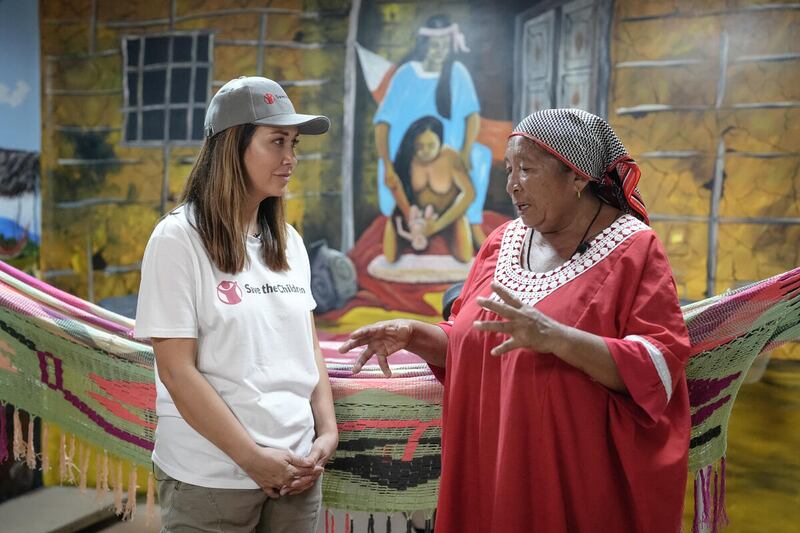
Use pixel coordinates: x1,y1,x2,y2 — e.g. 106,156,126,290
122,33,212,144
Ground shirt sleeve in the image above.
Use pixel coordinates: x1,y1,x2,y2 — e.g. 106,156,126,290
603,233,690,427
134,231,199,339
288,224,317,312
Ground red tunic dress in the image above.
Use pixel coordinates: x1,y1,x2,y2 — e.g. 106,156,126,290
432,215,690,533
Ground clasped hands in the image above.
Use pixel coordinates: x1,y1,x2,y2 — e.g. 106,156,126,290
241,433,337,499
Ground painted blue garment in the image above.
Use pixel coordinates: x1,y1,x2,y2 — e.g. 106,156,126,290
373,61,491,223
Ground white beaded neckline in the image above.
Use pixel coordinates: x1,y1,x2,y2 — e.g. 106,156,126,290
492,214,649,306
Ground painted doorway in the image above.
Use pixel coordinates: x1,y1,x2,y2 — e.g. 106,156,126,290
513,0,612,120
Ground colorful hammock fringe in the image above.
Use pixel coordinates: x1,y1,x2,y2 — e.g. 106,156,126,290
0,411,154,523
692,458,729,533
683,267,800,532
0,258,798,530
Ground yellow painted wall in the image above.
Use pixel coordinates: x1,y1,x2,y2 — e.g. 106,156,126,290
611,1,800,530
40,0,349,304
610,0,800,302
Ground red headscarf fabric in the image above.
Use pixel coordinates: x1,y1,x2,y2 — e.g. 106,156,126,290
509,108,649,224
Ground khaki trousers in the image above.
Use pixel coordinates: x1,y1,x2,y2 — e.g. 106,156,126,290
155,465,322,533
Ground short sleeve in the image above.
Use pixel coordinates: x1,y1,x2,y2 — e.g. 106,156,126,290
604,233,690,426
287,224,317,312
304,256,317,312
134,232,198,339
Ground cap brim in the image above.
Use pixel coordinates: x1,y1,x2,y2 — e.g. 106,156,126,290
253,113,330,135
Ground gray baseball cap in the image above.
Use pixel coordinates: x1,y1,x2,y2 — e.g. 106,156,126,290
204,76,330,137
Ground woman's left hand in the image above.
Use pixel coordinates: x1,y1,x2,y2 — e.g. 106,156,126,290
474,282,569,356
280,432,338,496
306,431,338,468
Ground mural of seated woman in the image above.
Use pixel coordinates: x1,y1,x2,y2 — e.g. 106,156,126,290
383,115,475,264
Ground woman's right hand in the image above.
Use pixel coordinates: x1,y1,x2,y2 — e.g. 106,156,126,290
338,319,414,377
240,447,317,498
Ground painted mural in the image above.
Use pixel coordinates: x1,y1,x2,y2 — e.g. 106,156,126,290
314,3,523,328
369,15,490,272
355,23,486,290
0,0,793,530
35,0,351,312
0,0,41,273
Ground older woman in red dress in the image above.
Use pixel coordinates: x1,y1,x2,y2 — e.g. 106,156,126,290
340,108,690,533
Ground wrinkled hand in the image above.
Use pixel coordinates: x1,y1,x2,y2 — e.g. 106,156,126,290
280,432,338,496
473,282,568,356
240,447,317,499
339,320,414,377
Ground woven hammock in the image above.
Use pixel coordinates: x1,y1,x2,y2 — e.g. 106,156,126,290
0,259,798,531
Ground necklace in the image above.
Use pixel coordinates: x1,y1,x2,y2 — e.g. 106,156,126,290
526,201,603,269
573,201,603,256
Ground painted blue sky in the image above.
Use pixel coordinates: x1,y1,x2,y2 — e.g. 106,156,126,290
0,0,41,152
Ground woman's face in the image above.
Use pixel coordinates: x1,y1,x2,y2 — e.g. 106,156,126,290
424,35,451,70
414,129,442,163
504,136,577,231
243,125,299,201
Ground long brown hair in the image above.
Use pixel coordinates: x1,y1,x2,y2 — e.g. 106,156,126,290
180,123,289,273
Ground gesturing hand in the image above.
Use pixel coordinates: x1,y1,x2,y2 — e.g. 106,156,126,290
338,319,414,377
474,282,568,356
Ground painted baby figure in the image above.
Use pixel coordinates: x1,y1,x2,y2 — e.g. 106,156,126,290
395,204,438,251
383,115,476,263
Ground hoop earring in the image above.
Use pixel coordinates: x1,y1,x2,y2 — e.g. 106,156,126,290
577,189,581,200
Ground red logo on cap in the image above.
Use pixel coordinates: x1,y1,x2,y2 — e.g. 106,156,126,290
264,93,275,104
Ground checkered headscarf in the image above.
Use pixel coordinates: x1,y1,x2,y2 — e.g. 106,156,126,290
509,108,649,224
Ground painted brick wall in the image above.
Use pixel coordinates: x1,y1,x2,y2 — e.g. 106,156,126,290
39,0,350,304
609,1,800,303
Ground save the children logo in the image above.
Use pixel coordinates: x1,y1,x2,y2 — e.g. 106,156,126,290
217,280,243,305
244,283,306,295
263,93,288,105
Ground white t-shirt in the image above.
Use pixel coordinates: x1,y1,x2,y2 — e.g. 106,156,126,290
134,205,319,489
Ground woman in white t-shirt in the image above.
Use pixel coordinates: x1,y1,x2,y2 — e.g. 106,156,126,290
135,77,337,533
